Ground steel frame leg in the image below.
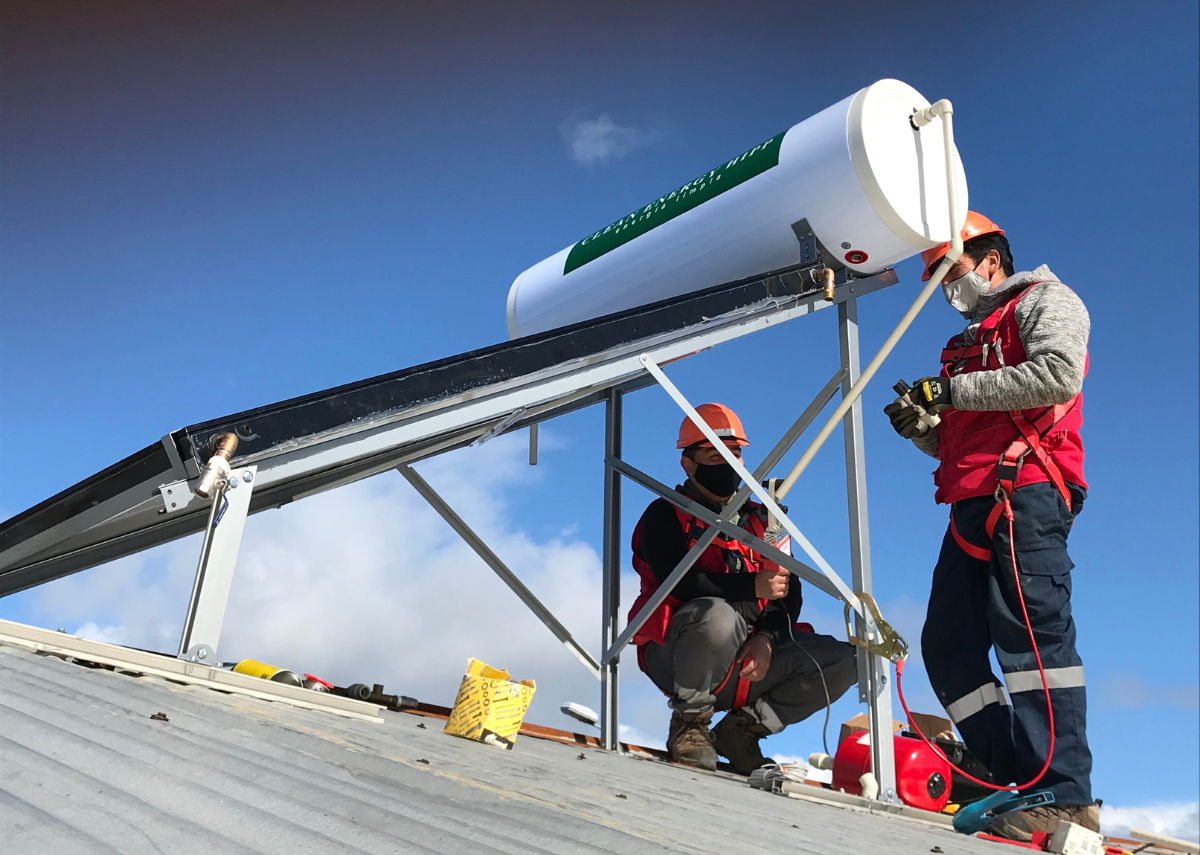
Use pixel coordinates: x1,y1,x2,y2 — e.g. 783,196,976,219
179,465,257,663
600,390,623,750
840,297,898,802
398,464,601,679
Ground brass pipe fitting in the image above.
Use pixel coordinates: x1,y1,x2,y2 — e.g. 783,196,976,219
195,433,239,499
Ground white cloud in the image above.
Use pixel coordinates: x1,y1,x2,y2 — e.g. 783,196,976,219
1100,672,1200,711
1101,801,1199,843
619,722,664,750
559,114,660,165
28,434,675,738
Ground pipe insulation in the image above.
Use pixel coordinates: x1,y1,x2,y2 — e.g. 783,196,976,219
507,79,968,338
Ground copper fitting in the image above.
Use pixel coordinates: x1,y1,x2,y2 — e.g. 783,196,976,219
821,267,836,301
195,433,240,499
208,433,239,462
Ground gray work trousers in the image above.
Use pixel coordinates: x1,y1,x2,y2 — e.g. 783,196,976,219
642,597,858,734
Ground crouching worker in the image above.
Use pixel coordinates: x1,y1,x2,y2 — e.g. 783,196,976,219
629,403,857,773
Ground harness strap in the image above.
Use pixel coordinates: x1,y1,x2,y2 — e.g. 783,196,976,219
713,651,752,711
950,511,992,562
733,673,752,710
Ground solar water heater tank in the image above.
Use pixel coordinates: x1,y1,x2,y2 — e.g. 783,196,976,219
507,78,968,338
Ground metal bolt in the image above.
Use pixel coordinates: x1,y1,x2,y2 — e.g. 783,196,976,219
880,673,888,685
227,477,238,489
841,241,851,249
242,471,254,483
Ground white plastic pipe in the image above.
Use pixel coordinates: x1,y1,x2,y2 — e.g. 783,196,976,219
776,100,964,500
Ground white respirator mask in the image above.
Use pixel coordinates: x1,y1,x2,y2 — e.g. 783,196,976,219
941,270,993,316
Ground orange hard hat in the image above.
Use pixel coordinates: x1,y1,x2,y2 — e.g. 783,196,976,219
677,403,750,450
919,211,1005,281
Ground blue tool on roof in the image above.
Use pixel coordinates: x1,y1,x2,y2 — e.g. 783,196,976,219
953,790,1056,835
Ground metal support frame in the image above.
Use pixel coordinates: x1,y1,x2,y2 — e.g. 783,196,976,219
840,297,898,801
178,465,257,663
606,367,847,662
600,390,623,750
633,325,900,802
159,276,900,799
397,464,601,679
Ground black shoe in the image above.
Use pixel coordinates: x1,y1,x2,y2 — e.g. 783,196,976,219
712,710,771,775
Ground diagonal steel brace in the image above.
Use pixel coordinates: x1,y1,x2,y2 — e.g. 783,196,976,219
639,353,875,630
605,366,847,663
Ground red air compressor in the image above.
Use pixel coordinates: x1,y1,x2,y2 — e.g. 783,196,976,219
831,730,951,812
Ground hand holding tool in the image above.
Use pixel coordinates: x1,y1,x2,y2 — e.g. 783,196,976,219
884,399,925,438
887,380,943,437
755,565,789,600
907,376,953,413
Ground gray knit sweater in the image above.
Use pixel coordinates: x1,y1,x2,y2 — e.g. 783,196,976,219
911,265,1090,459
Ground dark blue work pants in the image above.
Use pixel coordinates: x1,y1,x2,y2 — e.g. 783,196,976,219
921,481,1093,805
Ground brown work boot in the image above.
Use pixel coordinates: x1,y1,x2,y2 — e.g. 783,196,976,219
987,803,1101,842
711,709,771,775
667,710,717,771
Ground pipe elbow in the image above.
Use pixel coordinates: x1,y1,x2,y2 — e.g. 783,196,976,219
910,99,954,129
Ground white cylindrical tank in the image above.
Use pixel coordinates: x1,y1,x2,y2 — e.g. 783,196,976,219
507,78,968,338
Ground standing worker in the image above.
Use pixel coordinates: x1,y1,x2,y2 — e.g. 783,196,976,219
884,212,1098,841
629,404,857,773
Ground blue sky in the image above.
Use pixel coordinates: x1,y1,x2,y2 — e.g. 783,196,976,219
2,0,1197,836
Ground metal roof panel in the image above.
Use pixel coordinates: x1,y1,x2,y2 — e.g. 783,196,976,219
0,640,1004,855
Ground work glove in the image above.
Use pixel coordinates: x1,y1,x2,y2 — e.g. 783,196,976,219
908,376,953,413
884,400,924,439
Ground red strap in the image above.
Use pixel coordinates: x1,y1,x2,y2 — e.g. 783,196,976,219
714,652,754,711
733,673,751,710
950,511,991,561
985,501,1006,540
1009,410,1072,509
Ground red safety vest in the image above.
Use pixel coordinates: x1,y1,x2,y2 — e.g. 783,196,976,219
934,283,1088,511
629,502,770,649
629,500,773,710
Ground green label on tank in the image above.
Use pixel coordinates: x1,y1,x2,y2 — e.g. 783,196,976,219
563,131,786,275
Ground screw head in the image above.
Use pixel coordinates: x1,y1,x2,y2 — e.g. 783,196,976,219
880,673,888,685
227,478,238,489
841,241,852,249
242,470,254,483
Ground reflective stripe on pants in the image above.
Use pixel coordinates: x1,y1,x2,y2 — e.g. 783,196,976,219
1005,665,1086,695
921,482,1093,805
945,681,1011,724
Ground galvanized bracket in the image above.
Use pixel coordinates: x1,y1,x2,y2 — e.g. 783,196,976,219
791,218,847,281
177,465,257,662
159,480,201,515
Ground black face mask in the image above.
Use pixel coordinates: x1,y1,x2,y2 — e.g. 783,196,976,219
692,462,741,497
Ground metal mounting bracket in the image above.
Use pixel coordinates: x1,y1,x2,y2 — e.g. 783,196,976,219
177,465,257,661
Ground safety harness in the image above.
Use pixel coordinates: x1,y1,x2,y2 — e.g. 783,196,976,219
897,283,1087,793
630,496,778,712
939,284,1079,557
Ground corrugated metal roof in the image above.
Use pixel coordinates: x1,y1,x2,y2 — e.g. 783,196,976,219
0,640,1006,855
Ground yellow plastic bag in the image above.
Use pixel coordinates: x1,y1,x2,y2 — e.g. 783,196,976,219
444,658,536,750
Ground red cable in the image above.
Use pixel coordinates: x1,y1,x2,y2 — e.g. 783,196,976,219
894,497,1055,792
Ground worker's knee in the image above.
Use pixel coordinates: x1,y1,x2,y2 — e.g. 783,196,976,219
674,598,742,650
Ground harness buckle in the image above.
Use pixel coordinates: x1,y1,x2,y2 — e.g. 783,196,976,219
995,453,1024,492
843,592,909,664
